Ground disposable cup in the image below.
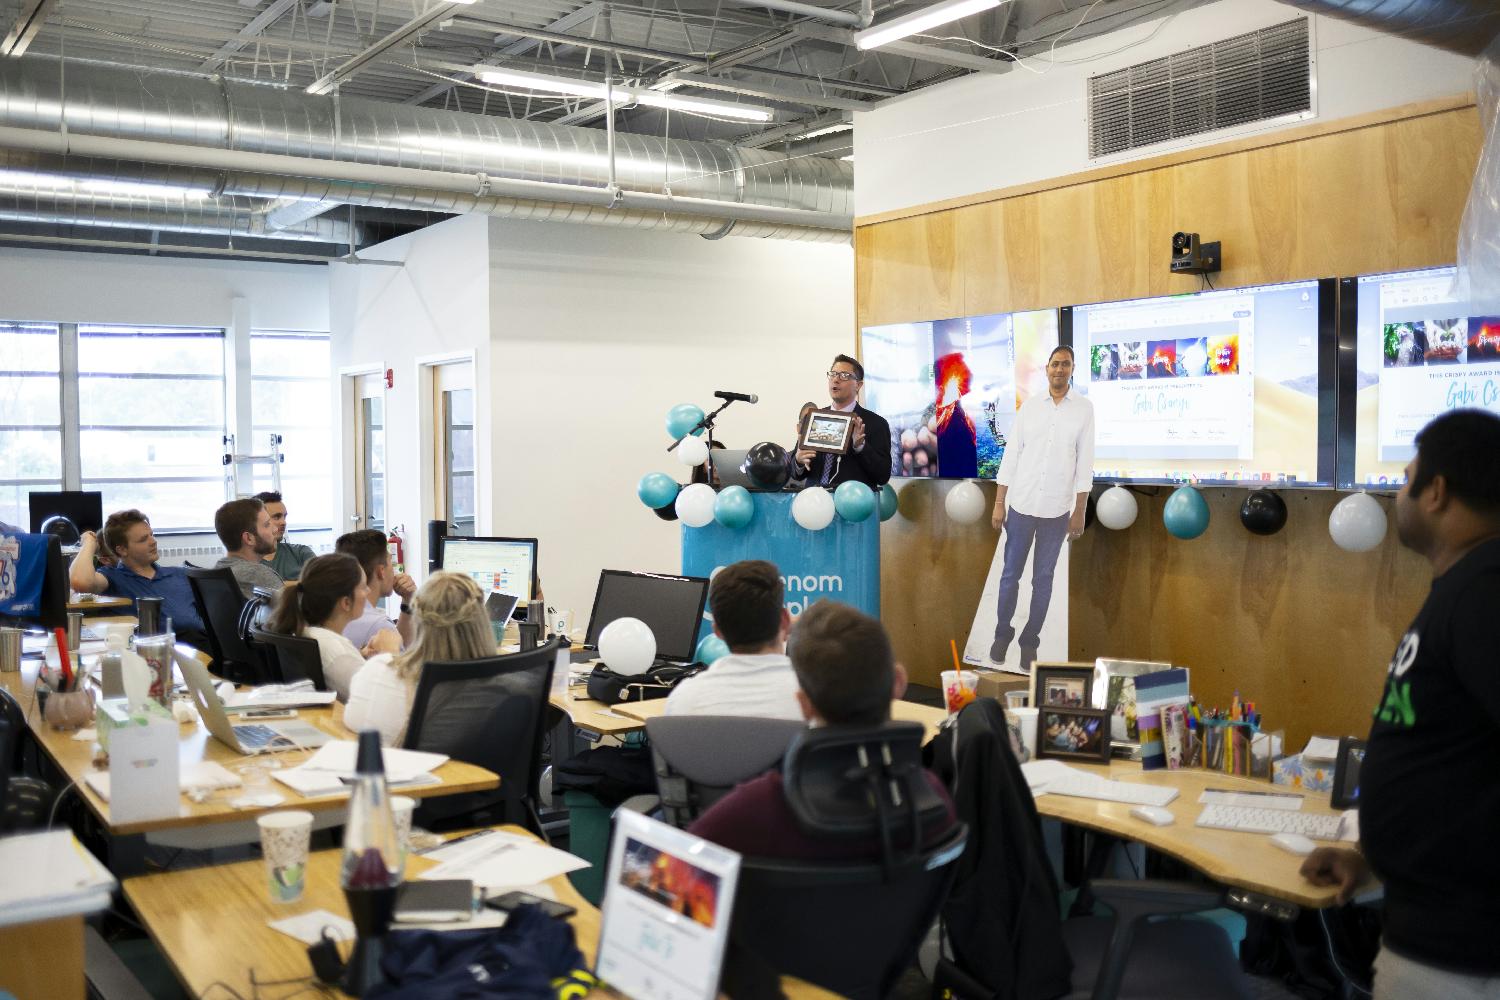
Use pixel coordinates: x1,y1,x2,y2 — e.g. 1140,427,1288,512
1009,707,1040,762
391,795,416,861
257,810,314,903
1004,690,1029,710
941,669,979,715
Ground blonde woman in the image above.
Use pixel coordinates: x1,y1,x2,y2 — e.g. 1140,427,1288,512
344,571,494,746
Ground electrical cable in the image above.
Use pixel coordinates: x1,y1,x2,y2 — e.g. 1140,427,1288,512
1317,907,1373,998
47,776,78,829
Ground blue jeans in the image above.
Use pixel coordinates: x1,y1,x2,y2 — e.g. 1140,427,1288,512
993,508,1069,650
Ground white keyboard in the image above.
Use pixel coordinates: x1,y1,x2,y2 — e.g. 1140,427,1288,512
1039,771,1180,808
1196,804,1345,840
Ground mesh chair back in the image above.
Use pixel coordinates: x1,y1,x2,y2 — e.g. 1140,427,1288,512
644,715,806,828
186,567,265,684
248,627,327,689
403,636,562,831
0,718,11,832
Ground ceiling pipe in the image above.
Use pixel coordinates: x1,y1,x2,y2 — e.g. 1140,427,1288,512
717,0,869,28
1276,0,1500,55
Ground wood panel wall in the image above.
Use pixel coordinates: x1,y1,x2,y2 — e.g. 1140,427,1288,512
864,97,1481,750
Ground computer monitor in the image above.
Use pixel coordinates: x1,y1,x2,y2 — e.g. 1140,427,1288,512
0,533,69,630
436,536,538,604
28,490,104,535
584,570,710,664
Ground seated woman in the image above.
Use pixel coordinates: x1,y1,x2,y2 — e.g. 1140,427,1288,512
268,552,397,701
344,571,493,746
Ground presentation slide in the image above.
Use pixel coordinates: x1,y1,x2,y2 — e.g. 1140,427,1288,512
1071,278,1329,485
862,309,1058,480
1350,266,1500,487
439,539,535,602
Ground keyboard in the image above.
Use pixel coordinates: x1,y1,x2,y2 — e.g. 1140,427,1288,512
1196,804,1345,840
1038,771,1180,808
569,649,599,663
232,723,281,750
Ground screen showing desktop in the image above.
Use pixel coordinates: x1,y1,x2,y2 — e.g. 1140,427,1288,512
585,570,710,663
1068,277,1335,486
437,536,538,604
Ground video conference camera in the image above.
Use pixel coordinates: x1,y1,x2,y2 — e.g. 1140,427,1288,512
1170,231,1221,276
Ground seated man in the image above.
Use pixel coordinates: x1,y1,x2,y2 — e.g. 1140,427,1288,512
688,601,956,860
335,528,416,652
257,491,317,581
213,498,287,599
665,559,801,720
68,509,210,648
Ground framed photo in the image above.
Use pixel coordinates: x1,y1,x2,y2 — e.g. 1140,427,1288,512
1092,658,1172,756
1037,708,1111,763
799,408,854,455
1033,664,1093,710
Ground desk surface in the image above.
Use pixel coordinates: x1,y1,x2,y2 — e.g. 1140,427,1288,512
610,696,950,743
549,687,653,736
66,595,133,615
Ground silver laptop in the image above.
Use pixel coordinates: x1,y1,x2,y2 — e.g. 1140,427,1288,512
177,650,332,755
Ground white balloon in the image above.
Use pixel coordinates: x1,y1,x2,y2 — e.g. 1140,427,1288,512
675,482,717,527
791,486,836,530
945,481,986,525
598,617,657,676
1096,485,1139,530
675,435,710,467
1329,492,1387,552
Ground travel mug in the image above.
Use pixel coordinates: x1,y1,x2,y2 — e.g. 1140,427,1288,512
0,627,21,673
135,596,163,637
65,612,84,652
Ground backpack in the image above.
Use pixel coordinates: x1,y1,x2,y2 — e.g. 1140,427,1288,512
585,661,704,704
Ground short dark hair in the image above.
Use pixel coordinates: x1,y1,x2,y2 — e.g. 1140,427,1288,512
709,560,785,651
214,498,265,551
102,509,149,559
787,601,893,727
832,353,865,381
1409,409,1500,518
335,528,391,581
255,491,284,505
1048,345,1075,363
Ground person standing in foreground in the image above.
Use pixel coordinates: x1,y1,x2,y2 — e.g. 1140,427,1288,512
989,346,1095,672
1301,409,1500,999
792,354,892,490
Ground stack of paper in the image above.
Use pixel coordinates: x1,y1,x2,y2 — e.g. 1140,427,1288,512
84,761,242,801
0,831,116,928
1301,736,1341,763
417,830,590,890
272,741,449,799
224,687,337,710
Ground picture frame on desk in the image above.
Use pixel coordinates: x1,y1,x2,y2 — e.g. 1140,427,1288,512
1037,708,1111,763
798,409,854,455
1092,658,1172,759
1033,664,1093,710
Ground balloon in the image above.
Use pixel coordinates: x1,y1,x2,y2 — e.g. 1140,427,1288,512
878,483,899,522
675,435,710,467
598,617,656,675
1239,489,1288,536
653,499,680,521
1329,492,1387,552
791,487,836,530
1095,485,1139,530
833,481,876,522
945,481,986,525
1163,485,1210,539
637,472,679,509
666,403,706,440
694,633,730,666
741,441,791,490
675,482,717,527
713,485,755,529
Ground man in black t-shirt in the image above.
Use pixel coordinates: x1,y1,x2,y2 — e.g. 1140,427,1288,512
1301,409,1500,997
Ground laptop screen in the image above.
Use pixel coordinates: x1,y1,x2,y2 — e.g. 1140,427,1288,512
585,570,710,663
438,536,538,604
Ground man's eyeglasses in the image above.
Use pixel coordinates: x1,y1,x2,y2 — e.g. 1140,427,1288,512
826,370,860,382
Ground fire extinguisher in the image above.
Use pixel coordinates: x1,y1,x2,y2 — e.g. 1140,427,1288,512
387,525,405,576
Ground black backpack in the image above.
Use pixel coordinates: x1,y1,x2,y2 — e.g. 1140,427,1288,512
585,662,704,703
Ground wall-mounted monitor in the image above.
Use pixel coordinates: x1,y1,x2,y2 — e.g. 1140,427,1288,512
1066,277,1336,487
861,309,1059,480
1336,266,1498,490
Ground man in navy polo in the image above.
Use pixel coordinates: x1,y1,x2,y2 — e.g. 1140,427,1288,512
69,507,209,647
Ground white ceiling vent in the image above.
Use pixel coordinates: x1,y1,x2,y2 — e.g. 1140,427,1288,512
1087,17,1313,160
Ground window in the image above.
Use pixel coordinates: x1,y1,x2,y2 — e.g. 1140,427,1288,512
0,322,63,527
444,388,476,536
251,330,333,529
362,395,386,533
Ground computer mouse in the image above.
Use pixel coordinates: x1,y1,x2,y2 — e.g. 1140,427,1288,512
1130,805,1175,826
1270,832,1316,856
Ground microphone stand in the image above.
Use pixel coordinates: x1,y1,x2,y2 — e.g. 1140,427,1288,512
666,397,736,454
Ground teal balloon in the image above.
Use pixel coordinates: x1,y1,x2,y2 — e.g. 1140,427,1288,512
833,480,876,522
695,633,730,666
713,485,755,529
878,484,899,522
665,403,707,439
637,472,679,510
1163,485,1211,539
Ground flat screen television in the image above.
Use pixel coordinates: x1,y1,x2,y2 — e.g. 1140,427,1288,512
861,309,1060,480
1065,277,1337,487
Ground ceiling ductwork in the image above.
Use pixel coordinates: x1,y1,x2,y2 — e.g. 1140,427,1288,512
0,59,854,244
1278,0,1500,55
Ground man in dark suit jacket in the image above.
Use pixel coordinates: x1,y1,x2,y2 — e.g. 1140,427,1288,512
792,354,893,489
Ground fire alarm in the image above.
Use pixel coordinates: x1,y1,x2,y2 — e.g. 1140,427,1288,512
384,368,394,389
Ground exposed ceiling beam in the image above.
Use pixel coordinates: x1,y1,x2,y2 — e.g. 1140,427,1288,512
660,71,870,111
1,0,60,58
199,0,299,72
306,3,469,96
794,21,1005,73
737,111,849,148
717,0,866,28
449,15,710,70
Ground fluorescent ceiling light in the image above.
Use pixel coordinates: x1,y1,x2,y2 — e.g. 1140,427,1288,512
477,67,772,122
854,0,1002,50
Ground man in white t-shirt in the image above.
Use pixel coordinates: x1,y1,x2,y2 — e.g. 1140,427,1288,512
989,345,1096,672
665,559,802,720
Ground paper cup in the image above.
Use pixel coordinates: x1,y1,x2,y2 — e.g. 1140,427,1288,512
391,795,416,860
258,810,313,903
940,669,979,715
105,623,135,647
1009,707,1040,762
1004,690,1029,710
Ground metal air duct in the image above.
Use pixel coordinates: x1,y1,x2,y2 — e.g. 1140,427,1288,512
1278,0,1500,56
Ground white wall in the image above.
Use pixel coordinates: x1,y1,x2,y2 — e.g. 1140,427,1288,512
855,0,1478,217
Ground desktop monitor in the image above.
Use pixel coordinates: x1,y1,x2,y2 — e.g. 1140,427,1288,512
0,533,69,630
1066,277,1337,486
584,570,711,664
436,536,539,604
28,490,104,536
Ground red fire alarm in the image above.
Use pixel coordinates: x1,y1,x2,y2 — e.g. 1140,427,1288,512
384,368,394,389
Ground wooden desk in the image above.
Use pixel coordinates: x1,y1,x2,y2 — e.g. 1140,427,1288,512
66,595,133,616
611,697,951,743
549,687,655,737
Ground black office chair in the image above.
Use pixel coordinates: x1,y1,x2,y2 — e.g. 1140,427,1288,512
249,627,327,689
0,716,54,833
186,567,266,684
402,636,562,834
722,722,967,1000
644,715,806,828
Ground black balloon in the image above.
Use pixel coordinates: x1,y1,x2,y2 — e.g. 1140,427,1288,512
742,441,791,490
653,485,682,521
1239,489,1288,536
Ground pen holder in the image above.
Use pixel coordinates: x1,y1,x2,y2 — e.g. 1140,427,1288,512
45,688,96,731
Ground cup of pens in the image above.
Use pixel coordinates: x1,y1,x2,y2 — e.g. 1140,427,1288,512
42,626,93,730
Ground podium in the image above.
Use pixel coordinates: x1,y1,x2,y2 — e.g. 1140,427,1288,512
681,492,880,624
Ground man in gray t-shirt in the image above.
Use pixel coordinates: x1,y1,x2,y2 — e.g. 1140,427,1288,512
214,498,287,599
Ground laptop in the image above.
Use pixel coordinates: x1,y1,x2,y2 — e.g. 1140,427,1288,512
710,449,757,490
570,569,711,666
177,650,332,754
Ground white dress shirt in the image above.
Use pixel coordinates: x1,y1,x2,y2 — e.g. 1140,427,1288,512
994,388,1096,518
664,652,805,720
344,653,413,747
304,624,367,702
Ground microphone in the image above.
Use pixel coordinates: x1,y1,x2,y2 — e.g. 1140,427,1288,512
714,390,759,404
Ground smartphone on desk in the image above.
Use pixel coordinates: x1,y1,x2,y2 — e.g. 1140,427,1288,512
484,891,576,920
241,708,298,720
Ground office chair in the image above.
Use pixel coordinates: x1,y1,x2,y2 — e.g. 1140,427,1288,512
644,715,806,828
248,627,327,689
186,567,266,684
723,722,967,1000
0,716,54,833
402,636,562,834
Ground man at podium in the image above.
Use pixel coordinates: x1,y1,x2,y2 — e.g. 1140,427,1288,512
792,354,892,490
